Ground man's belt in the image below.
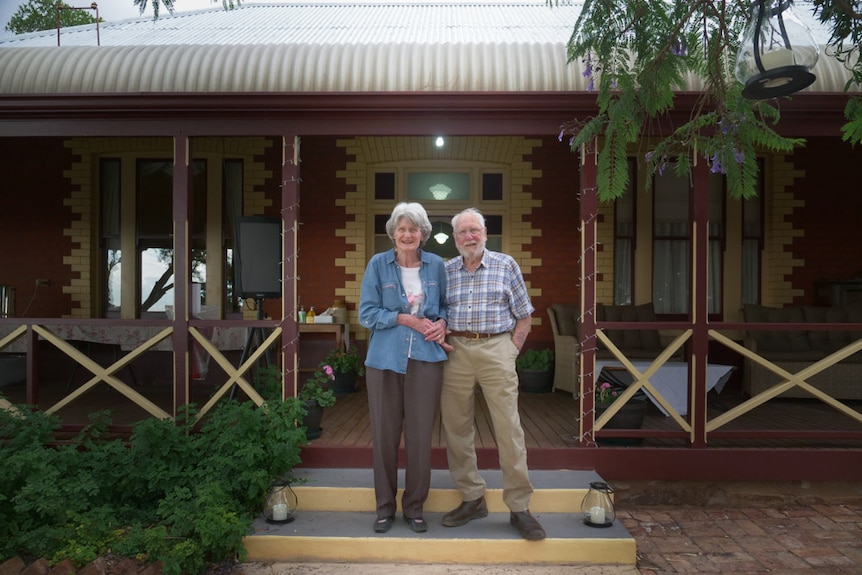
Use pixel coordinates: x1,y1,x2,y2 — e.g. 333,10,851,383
448,331,505,340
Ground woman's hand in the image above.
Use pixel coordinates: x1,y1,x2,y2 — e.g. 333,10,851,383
422,318,454,352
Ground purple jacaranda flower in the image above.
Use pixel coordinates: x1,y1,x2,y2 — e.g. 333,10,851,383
733,149,745,164
559,128,565,142
671,40,688,56
583,53,593,78
710,153,725,174
645,151,654,162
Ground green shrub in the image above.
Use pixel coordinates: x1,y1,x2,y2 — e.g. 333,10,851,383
515,348,554,372
0,392,307,575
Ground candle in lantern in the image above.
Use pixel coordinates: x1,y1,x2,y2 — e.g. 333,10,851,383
589,505,606,524
760,48,794,70
272,503,289,521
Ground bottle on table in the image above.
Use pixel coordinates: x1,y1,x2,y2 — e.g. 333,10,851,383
306,306,316,324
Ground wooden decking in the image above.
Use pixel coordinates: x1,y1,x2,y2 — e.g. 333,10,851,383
314,385,862,450
4,375,862,450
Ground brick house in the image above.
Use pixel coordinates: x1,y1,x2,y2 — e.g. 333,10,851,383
1,2,860,480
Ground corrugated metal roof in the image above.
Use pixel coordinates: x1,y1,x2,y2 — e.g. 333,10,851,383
0,1,855,95
0,1,586,47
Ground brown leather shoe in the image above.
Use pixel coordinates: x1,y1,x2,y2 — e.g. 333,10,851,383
510,510,546,540
441,496,488,527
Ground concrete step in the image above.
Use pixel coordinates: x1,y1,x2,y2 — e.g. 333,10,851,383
243,468,636,566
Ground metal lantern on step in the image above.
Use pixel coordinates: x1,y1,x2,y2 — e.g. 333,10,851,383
735,0,819,99
263,479,297,524
581,481,615,527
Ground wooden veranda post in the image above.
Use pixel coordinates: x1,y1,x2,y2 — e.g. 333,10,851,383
281,135,300,399
690,158,711,447
578,142,599,446
172,134,192,415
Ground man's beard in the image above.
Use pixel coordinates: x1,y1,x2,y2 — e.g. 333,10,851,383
457,240,485,260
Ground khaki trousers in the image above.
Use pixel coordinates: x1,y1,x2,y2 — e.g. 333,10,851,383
366,360,443,518
440,333,534,512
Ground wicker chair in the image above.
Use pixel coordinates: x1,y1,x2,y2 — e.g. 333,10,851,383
547,305,579,396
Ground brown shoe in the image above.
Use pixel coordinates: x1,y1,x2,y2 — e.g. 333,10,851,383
441,496,488,527
510,510,546,541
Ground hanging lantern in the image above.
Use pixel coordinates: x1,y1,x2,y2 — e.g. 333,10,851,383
735,0,819,99
581,481,615,527
263,479,298,524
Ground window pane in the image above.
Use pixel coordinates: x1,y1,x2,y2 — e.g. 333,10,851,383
407,172,469,201
138,160,174,313
224,159,243,313
614,163,635,305
192,160,207,239
653,169,689,314
741,164,763,305
100,158,121,316
423,219,459,259
106,244,121,313
140,247,174,313
481,173,503,201
375,172,395,200
137,160,172,238
708,174,724,314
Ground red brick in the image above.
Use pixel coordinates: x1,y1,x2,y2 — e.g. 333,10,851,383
77,557,109,575
21,558,50,575
46,559,75,575
107,558,139,575
0,557,26,575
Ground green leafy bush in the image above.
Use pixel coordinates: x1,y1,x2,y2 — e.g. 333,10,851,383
0,393,307,575
516,348,554,372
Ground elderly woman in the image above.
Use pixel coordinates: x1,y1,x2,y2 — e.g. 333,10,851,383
359,202,450,534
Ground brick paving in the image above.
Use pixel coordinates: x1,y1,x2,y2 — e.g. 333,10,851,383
616,482,862,575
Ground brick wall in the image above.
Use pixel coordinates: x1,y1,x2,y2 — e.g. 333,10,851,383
786,138,862,305
0,138,75,318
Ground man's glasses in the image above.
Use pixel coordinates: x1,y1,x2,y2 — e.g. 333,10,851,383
455,228,484,238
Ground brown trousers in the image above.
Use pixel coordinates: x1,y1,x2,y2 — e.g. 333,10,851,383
366,359,443,518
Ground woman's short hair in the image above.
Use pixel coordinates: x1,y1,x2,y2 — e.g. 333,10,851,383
386,202,432,244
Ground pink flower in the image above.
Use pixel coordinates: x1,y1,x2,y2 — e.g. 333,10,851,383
323,365,335,379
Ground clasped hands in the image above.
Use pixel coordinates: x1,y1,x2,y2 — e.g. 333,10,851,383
418,317,455,353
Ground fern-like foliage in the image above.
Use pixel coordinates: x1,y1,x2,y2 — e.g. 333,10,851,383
556,0,861,201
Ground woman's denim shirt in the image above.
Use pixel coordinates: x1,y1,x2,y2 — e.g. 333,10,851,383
359,248,449,374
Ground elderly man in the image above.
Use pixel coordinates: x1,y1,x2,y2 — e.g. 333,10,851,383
439,207,545,541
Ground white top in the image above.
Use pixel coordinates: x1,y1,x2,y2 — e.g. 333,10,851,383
400,266,424,316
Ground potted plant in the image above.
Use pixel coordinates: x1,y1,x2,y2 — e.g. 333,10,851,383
299,364,337,439
320,346,365,394
516,348,554,393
